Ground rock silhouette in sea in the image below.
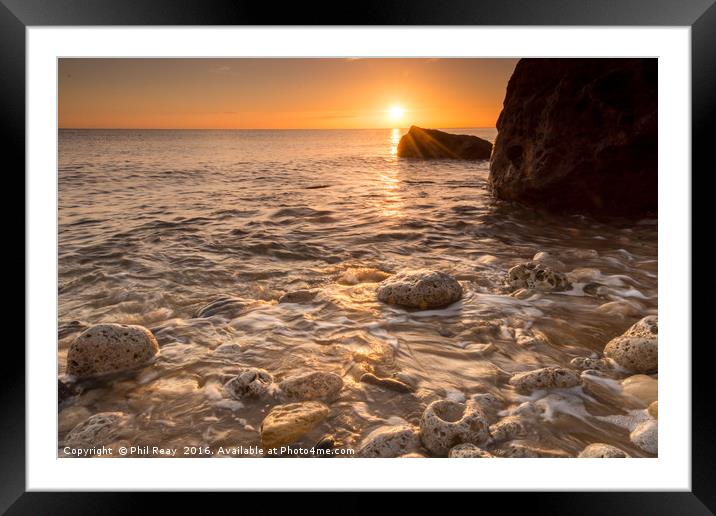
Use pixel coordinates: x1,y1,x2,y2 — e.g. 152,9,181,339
66,323,159,378
604,315,658,373
489,58,657,214
357,424,420,458
397,126,492,160
260,401,330,449
278,371,343,401
377,269,462,310
578,443,630,458
419,399,490,456
508,367,581,394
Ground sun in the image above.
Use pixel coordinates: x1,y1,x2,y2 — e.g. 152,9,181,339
388,105,405,122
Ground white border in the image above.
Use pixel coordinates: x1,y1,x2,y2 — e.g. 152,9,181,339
28,27,691,491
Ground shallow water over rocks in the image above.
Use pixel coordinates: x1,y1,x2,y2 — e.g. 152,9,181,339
58,129,658,457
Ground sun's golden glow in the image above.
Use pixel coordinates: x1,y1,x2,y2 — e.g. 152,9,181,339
388,105,405,122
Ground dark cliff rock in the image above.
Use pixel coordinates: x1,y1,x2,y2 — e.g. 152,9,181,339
489,58,657,214
397,126,492,160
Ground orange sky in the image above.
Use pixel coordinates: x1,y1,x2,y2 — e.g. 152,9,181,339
58,58,518,129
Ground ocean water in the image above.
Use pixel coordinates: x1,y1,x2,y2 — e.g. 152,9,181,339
58,128,658,457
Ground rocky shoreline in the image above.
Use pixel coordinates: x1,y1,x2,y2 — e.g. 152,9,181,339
59,260,658,458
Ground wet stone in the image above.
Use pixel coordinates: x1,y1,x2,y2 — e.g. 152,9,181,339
376,269,463,310
630,419,658,454
357,424,420,458
63,412,129,449
570,356,612,371
67,324,160,378
506,262,570,292
578,443,630,458
260,402,330,449
278,289,319,304
448,443,493,458
489,416,526,442
419,399,490,456
360,373,414,393
508,367,581,394
224,368,275,399
278,371,343,401
604,315,658,373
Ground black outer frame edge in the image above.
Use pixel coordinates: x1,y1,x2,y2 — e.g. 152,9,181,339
4,0,714,512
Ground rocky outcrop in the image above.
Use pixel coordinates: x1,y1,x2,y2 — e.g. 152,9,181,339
397,126,492,160
260,402,329,449
377,269,462,310
604,315,658,373
66,324,159,378
489,58,657,214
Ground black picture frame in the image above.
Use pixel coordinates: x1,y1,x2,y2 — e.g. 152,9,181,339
3,0,712,512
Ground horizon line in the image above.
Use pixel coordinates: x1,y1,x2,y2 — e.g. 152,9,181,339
58,126,497,131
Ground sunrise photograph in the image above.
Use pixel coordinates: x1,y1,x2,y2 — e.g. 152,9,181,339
57,57,658,459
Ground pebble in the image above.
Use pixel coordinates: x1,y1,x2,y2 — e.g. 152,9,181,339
489,416,526,442
506,262,570,292
260,401,330,449
419,399,490,456
67,324,159,378
224,368,275,399
357,424,420,457
621,374,657,406
630,419,658,454
376,269,463,309
578,443,630,458
604,315,658,373
570,357,612,371
448,443,493,458
508,367,581,394
532,251,566,272
278,371,343,401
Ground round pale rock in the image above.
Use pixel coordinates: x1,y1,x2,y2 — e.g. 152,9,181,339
419,400,490,456
621,374,657,406
260,402,329,449
224,368,274,399
630,419,658,454
489,416,526,442
507,262,570,292
648,400,658,418
508,367,581,394
67,324,159,378
578,443,630,458
448,443,493,458
377,270,462,309
357,424,420,458
604,315,658,373
278,371,343,401
64,412,129,448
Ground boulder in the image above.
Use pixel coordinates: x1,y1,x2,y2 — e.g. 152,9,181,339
509,367,581,394
578,443,630,458
448,443,493,458
278,371,343,401
506,262,570,292
604,315,658,373
419,399,490,456
377,269,462,309
397,126,492,160
489,58,657,214
66,324,159,378
260,402,329,449
224,368,275,399
357,424,420,457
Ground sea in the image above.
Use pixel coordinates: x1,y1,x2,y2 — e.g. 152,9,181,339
58,128,658,457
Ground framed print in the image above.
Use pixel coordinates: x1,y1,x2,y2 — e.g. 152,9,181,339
5,0,714,512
